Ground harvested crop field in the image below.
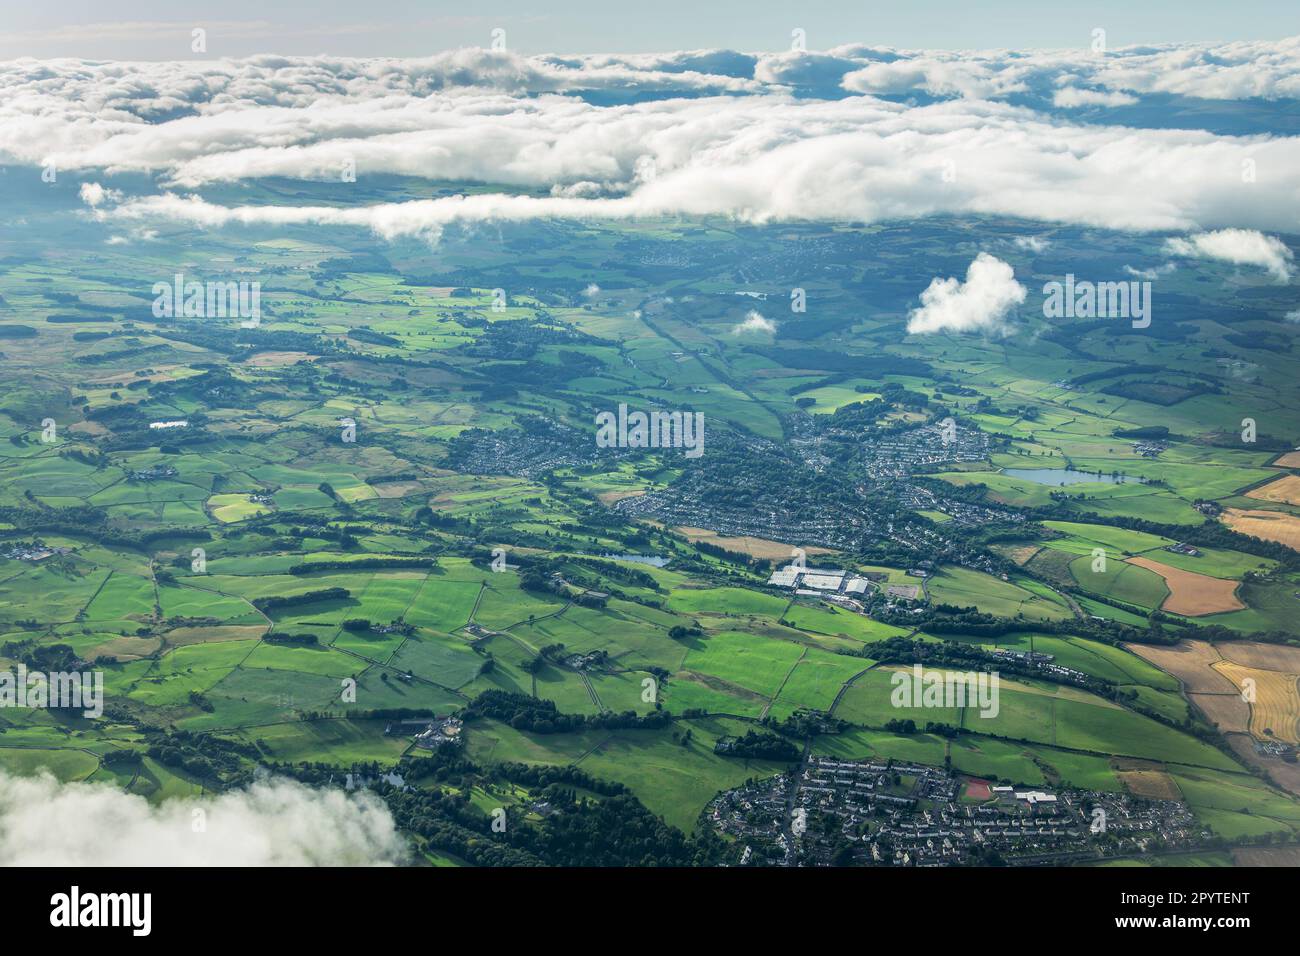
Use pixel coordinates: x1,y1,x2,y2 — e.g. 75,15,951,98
1246,473,1300,506
1125,556,1243,615
241,350,318,366
371,480,427,498
1270,451,1300,468
1190,692,1253,735
1212,660,1300,744
1227,734,1300,798
1118,769,1182,800
1218,642,1300,672
1221,507,1300,549
674,527,834,562
1120,642,1216,684
1234,846,1300,866
1126,640,1251,733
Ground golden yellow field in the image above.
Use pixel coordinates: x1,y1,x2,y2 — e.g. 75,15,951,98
1270,452,1300,468
673,527,834,561
1221,507,1300,550
1125,556,1244,615
1245,473,1300,506
1212,660,1300,744
1126,640,1251,733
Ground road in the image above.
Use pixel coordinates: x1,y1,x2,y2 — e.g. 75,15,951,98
780,736,814,866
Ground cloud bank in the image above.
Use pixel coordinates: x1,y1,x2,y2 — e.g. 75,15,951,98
0,770,408,866
907,253,1027,335
1164,228,1295,282
1052,87,1139,108
1,40,1297,243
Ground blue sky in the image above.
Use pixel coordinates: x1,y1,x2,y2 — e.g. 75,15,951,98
2,0,1299,58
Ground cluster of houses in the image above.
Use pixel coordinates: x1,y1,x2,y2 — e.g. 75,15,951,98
898,481,1024,527
858,422,993,481
2,542,72,563
1132,440,1167,458
127,464,178,481
548,571,609,605
383,715,463,750
711,756,1202,867
989,648,1091,685
618,483,860,552
1254,739,1296,760
562,650,609,672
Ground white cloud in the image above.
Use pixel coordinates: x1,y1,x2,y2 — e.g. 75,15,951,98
839,37,1300,103
733,310,776,335
1013,236,1050,253
78,182,120,207
1123,262,1177,279
72,99,1300,239
1285,308,1300,323
582,283,601,298
1164,229,1294,283
0,40,1290,242
907,253,1027,335
843,57,1028,99
0,771,408,866
1052,87,1139,108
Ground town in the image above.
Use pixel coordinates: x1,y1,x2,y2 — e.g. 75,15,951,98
710,756,1202,866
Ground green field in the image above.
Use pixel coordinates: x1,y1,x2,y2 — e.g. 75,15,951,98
2,171,1299,868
